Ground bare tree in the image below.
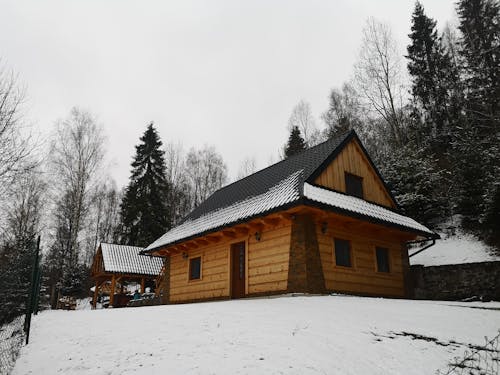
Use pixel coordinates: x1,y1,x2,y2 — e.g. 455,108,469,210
288,100,322,147
88,179,121,261
0,63,37,195
165,141,192,224
186,145,227,208
353,18,408,145
47,108,105,295
322,83,364,137
237,157,257,180
0,170,46,323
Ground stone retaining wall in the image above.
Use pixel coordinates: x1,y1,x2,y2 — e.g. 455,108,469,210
410,261,500,301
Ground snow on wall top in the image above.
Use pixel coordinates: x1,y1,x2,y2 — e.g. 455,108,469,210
100,243,163,275
145,171,303,251
410,232,500,267
303,183,434,236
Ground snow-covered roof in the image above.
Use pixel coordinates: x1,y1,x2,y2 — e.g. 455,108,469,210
100,243,163,275
303,183,434,236
146,171,303,251
144,130,435,253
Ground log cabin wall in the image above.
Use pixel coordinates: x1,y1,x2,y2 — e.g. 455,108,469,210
169,239,232,303
168,221,292,303
316,218,407,297
247,222,291,295
314,139,395,208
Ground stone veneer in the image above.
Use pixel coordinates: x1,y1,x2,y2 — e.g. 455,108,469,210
287,214,327,294
410,261,500,301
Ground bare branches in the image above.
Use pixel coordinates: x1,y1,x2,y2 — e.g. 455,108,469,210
237,157,257,180
185,145,227,208
288,100,322,147
353,18,408,145
49,108,105,267
0,63,37,193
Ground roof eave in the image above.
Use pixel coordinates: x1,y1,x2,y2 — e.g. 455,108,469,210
302,198,438,239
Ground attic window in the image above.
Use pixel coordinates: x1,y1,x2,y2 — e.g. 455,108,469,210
345,172,364,199
189,257,202,280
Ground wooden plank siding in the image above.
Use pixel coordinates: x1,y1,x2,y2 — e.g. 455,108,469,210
316,221,406,297
247,223,291,294
314,139,395,208
168,222,292,302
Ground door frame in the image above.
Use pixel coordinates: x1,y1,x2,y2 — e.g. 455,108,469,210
228,238,248,298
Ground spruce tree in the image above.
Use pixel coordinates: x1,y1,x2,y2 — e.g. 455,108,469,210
284,126,306,158
406,1,458,152
454,0,500,231
120,123,171,247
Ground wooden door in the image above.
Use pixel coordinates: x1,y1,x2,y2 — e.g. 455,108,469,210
231,242,246,299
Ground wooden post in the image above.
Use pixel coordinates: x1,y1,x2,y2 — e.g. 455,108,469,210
110,275,116,307
140,277,145,293
92,281,99,309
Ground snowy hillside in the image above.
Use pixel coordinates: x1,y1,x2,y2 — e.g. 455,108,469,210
12,295,500,375
410,232,500,267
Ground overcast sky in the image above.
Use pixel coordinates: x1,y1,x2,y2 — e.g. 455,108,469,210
0,0,455,188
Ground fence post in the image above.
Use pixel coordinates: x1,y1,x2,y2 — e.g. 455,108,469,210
24,236,41,345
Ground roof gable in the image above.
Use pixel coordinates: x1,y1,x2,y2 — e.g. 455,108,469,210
310,136,397,208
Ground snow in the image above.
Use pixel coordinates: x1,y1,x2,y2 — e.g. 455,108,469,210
410,232,500,267
145,171,302,251
12,295,500,375
303,183,434,236
100,243,163,275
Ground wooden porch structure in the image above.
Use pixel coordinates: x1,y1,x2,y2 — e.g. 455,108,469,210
90,243,164,308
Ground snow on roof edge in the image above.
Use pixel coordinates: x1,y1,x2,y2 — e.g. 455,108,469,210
303,183,435,236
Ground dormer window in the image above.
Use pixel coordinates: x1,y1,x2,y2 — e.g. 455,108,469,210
345,172,363,199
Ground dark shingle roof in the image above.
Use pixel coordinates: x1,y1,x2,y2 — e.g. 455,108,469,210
144,130,436,253
183,131,353,222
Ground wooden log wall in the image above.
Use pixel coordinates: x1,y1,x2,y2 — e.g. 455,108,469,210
168,221,292,302
316,217,406,297
247,223,291,294
314,139,395,208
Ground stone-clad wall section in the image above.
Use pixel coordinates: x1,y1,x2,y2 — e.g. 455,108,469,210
410,261,500,301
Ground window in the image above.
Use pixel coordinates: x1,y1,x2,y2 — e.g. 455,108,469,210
376,247,390,273
189,257,201,280
345,172,364,199
334,239,351,267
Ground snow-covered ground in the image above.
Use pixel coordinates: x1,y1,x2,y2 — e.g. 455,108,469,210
12,295,500,375
410,232,500,267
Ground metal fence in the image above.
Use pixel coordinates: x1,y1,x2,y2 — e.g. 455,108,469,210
0,237,41,375
0,316,25,374
438,331,500,375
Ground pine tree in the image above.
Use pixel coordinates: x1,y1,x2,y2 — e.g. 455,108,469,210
406,1,458,152
120,123,171,247
284,126,306,158
454,0,500,231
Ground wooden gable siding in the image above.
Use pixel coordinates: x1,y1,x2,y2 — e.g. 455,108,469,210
168,221,292,303
314,139,395,208
316,219,406,297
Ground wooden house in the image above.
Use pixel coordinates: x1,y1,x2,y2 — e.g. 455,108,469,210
91,243,164,308
142,130,438,304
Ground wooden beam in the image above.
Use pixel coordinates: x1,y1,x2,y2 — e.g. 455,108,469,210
140,277,145,294
196,239,209,246
206,234,222,243
110,275,116,307
222,230,236,238
92,281,99,309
